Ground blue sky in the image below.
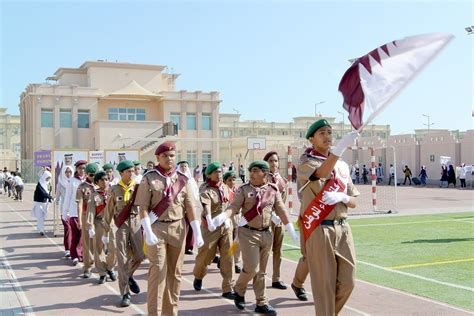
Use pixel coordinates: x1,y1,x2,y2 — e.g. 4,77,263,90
1,0,472,134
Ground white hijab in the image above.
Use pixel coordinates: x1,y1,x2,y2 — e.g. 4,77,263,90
178,164,200,206
39,170,52,192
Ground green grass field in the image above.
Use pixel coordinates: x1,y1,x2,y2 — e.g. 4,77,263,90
282,212,474,310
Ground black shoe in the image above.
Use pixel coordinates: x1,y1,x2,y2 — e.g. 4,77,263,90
39,232,45,236
272,281,287,290
193,278,202,291
235,265,242,274
255,304,276,315
83,270,91,279
212,256,220,264
234,292,245,310
217,257,221,269
185,249,193,255
291,283,308,301
107,270,117,281
128,276,140,294
98,275,106,284
121,293,131,307
222,291,236,300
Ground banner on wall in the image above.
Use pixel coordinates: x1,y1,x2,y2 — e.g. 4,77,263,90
105,149,140,178
89,151,105,166
34,150,51,167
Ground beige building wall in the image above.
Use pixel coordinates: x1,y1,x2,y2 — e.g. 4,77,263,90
20,61,220,166
460,130,474,167
0,108,21,170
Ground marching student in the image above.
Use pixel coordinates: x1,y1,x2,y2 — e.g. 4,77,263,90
103,163,119,186
223,170,242,273
32,170,53,236
69,160,87,265
56,165,74,258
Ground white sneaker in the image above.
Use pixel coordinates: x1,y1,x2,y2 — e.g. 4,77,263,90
72,258,79,266
65,251,71,258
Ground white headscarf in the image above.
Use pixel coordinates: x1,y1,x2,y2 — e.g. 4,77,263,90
60,165,74,185
178,163,201,206
39,170,52,192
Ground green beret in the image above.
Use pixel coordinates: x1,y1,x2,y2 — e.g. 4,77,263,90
85,163,99,174
248,160,270,172
223,171,237,181
305,119,331,139
133,160,141,166
102,163,114,171
117,160,134,172
205,161,221,175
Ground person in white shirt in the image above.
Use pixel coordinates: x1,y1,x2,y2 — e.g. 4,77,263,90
69,161,86,265
459,163,467,188
13,172,24,201
131,160,143,184
56,165,74,258
32,171,53,235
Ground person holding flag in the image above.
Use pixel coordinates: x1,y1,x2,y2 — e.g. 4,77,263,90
298,119,359,315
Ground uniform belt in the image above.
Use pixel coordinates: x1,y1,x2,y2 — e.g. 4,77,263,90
158,219,180,223
243,225,269,232
321,219,347,226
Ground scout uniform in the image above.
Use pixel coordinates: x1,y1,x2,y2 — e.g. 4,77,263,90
263,151,288,289
135,142,200,316
105,160,144,307
297,119,360,315
193,162,235,298
224,171,242,273
76,163,97,276
227,161,293,314
102,163,118,269
86,172,116,284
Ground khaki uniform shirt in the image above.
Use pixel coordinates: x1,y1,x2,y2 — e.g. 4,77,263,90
267,172,288,203
134,170,195,221
76,181,95,213
200,183,230,219
86,189,108,230
104,183,139,232
228,183,287,229
297,153,359,220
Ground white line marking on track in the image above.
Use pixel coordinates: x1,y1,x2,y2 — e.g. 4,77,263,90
4,202,146,315
0,249,35,315
350,219,474,227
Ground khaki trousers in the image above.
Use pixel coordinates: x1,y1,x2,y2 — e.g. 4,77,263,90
80,212,94,271
293,256,309,288
147,219,186,316
116,215,144,295
271,223,284,282
234,226,273,306
93,218,116,276
305,224,356,315
233,227,241,265
193,225,234,292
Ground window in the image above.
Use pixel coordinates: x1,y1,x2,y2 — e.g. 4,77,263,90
108,108,146,121
41,109,53,128
187,150,197,168
430,154,435,162
170,112,180,130
221,130,232,138
202,151,212,166
60,109,72,128
186,113,196,130
202,113,212,130
12,127,19,136
78,110,90,128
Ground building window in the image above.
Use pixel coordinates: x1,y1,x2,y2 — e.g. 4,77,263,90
108,108,146,121
78,110,90,128
220,130,232,138
202,113,212,130
187,150,197,168
202,151,212,166
430,154,435,162
170,112,180,130
186,113,196,130
41,109,53,128
60,109,72,128
176,150,181,163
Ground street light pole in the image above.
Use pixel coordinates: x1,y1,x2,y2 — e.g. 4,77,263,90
422,114,434,134
314,101,325,117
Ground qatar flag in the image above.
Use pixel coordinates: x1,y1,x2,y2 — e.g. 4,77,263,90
338,33,454,130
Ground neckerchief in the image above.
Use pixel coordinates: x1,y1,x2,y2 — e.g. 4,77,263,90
206,179,227,202
95,189,108,214
118,179,136,202
305,147,329,160
156,165,176,197
74,172,85,181
249,183,267,215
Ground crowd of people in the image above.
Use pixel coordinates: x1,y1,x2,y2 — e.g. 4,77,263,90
3,117,471,315
0,167,25,201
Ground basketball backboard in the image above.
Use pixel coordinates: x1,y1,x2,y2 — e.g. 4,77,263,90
247,137,266,150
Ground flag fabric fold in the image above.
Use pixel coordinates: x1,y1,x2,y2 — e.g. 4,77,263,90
338,33,454,131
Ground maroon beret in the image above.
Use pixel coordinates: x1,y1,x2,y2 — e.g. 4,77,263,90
155,141,176,156
74,160,87,167
263,151,278,162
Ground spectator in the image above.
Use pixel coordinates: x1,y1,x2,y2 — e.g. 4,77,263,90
440,165,448,187
376,163,384,184
193,165,202,182
459,163,467,188
447,164,456,187
228,162,234,171
355,166,360,184
202,163,207,182
362,165,369,184
419,166,428,186
13,172,24,201
291,165,297,183
146,160,155,171
239,164,245,183
403,165,412,185
388,164,395,185
32,170,53,236
0,170,4,195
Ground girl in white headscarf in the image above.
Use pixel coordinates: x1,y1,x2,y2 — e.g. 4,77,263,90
56,165,74,257
32,170,53,236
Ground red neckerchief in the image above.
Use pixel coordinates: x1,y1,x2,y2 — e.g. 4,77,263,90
85,178,93,185
95,189,108,214
156,165,176,197
206,179,227,202
74,172,85,181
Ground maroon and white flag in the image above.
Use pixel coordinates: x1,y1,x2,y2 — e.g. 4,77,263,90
338,33,454,130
